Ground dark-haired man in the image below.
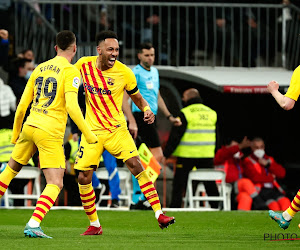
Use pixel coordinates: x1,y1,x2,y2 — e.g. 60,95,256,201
74,30,175,235
0,30,97,238
123,43,181,209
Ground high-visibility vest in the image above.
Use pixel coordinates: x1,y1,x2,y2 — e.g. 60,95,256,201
173,103,217,158
0,129,14,163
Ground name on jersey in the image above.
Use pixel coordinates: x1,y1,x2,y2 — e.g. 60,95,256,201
84,82,111,95
40,64,61,74
32,106,48,114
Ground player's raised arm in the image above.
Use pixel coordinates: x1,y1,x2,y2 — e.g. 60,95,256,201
11,79,34,144
267,80,295,110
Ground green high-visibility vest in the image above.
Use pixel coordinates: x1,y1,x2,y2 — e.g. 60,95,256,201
0,129,14,163
173,103,217,158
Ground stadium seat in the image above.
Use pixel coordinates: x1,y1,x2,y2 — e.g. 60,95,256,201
95,167,131,207
3,166,41,207
183,169,230,210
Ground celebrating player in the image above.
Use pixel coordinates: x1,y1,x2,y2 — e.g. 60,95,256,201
0,30,97,238
74,30,175,235
267,70,300,229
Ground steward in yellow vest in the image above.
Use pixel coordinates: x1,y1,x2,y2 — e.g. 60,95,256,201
163,88,219,208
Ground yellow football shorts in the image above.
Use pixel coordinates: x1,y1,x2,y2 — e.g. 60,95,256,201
75,128,139,171
12,125,65,169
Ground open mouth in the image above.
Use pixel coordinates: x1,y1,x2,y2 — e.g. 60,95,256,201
108,58,116,67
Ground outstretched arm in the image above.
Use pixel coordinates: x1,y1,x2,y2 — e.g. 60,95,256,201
130,91,155,124
122,91,138,139
65,91,97,144
158,91,182,126
267,80,295,110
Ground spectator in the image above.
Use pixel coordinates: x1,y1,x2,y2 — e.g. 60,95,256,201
242,137,290,211
9,58,33,102
0,29,9,67
163,88,220,208
0,77,16,129
214,136,267,210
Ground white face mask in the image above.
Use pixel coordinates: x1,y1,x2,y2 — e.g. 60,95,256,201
233,151,242,159
254,149,265,159
25,70,33,80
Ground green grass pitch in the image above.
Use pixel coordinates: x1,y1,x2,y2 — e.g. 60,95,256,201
1,209,300,249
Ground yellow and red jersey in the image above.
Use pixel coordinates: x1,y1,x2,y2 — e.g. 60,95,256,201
24,56,80,138
285,65,300,101
75,56,138,134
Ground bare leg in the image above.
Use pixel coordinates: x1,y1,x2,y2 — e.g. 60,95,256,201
149,147,163,163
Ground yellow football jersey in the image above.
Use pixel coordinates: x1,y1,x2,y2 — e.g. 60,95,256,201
285,66,300,101
24,56,80,138
75,56,138,134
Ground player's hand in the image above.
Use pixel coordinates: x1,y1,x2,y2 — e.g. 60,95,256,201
0,29,8,40
72,133,79,142
143,110,155,124
85,132,98,144
170,116,182,127
128,120,138,139
267,80,279,94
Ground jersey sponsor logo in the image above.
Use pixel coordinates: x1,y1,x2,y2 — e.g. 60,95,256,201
73,77,80,88
84,82,111,95
107,77,115,86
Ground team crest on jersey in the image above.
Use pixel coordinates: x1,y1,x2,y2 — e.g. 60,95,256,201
73,77,80,88
107,77,115,86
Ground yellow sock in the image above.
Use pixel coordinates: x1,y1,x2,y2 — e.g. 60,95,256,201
286,189,300,217
136,170,161,213
31,184,60,223
0,164,18,198
79,183,98,223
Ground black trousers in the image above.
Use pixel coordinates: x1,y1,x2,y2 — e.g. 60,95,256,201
170,157,220,208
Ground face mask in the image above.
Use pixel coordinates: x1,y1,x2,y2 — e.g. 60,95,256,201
25,70,32,80
233,151,242,159
254,149,265,159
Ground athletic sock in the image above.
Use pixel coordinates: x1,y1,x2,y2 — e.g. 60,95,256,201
285,189,300,220
135,170,162,216
29,184,60,227
0,164,18,198
79,182,100,226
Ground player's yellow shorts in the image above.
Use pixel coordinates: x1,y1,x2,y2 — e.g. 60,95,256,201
75,128,139,171
12,125,65,169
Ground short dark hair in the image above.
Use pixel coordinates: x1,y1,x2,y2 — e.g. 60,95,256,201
138,42,154,53
16,58,31,68
95,30,118,46
56,30,76,50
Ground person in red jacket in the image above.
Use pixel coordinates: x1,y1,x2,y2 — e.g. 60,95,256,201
214,136,266,210
242,137,290,211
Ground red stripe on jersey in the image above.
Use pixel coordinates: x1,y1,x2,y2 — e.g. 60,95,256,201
150,200,160,206
81,67,112,132
80,190,94,198
140,182,152,189
0,181,8,189
36,207,47,215
40,195,55,204
296,194,300,200
81,196,96,203
32,213,43,221
0,190,4,196
96,67,119,113
88,62,114,119
143,187,156,195
82,65,113,126
86,208,97,215
36,201,51,210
